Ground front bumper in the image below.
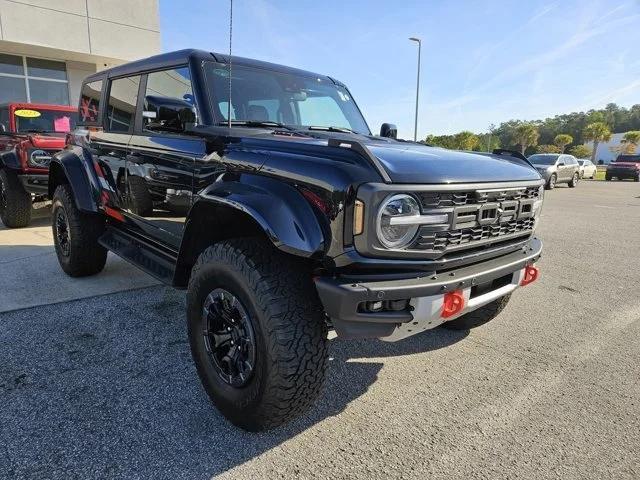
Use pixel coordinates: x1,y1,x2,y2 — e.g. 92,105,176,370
18,174,48,194
315,237,542,341
607,168,638,179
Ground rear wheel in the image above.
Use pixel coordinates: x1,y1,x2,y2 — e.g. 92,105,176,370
187,238,328,431
52,184,107,277
568,172,579,188
0,169,32,228
545,174,557,190
441,294,512,331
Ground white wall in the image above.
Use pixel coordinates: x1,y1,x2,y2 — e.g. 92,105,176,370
0,0,160,62
584,132,640,164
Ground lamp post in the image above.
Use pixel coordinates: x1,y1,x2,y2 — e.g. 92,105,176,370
409,37,421,142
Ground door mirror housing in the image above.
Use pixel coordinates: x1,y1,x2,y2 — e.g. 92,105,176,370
143,95,196,132
380,123,397,139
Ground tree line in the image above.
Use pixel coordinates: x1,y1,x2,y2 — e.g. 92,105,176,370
424,102,640,162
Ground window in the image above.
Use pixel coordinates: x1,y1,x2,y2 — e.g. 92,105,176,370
79,80,102,123
143,67,195,131
298,96,351,130
0,108,9,132
105,76,141,133
0,53,69,104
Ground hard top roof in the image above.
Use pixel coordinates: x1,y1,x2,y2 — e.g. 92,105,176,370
84,49,339,84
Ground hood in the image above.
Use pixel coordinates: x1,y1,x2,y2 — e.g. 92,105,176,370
27,134,66,149
365,142,541,184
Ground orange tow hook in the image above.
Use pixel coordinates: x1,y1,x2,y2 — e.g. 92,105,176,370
520,265,540,286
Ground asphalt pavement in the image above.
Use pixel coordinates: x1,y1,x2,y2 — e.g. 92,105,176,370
0,180,639,479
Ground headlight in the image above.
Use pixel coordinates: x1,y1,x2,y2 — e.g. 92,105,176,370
376,194,421,248
29,149,52,168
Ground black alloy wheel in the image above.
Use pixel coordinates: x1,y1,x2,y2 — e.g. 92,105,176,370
54,207,71,256
202,288,257,387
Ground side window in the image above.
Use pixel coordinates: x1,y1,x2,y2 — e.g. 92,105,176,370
79,80,102,123
143,67,196,132
105,76,141,133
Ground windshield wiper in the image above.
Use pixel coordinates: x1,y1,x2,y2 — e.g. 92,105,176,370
216,120,295,130
307,125,357,134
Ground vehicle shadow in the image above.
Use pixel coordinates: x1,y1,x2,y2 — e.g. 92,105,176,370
0,285,468,478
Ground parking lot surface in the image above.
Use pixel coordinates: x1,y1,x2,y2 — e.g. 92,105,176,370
1,181,639,479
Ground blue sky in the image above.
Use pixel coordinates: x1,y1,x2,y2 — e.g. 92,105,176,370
160,0,640,139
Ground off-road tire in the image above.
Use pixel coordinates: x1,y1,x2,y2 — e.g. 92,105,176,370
568,172,579,188
187,238,328,431
127,175,153,216
545,174,557,190
0,169,32,228
52,184,107,277
440,294,512,331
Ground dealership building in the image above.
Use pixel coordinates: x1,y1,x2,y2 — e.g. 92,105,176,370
0,0,160,107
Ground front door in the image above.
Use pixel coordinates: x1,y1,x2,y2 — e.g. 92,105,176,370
123,66,203,250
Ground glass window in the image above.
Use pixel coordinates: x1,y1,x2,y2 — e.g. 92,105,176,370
528,154,559,165
0,53,24,76
14,108,78,133
26,58,67,80
79,80,102,123
144,67,195,130
28,79,69,104
204,63,370,134
105,76,141,133
0,76,27,103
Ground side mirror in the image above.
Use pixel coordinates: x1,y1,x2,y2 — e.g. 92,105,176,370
557,161,565,166
143,95,196,132
380,123,397,139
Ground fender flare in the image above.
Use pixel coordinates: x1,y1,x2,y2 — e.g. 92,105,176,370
48,147,101,212
0,149,20,170
194,175,325,257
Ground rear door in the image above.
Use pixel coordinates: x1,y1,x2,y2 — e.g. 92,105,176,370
124,66,204,250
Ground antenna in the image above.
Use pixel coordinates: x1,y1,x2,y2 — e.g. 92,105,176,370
227,0,233,128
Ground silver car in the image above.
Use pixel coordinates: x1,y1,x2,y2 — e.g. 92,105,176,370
528,154,581,190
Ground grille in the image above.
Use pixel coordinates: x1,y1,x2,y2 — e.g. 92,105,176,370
418,186,540,209
414,218,535,251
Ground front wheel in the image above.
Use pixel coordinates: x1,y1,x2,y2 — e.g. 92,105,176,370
52,184,107,277
568,172,579,188
0,169,32,228
187,238,328,431
441,294,512,331
545,174,557,190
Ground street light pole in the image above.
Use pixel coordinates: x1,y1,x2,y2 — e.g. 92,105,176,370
409,37,421,142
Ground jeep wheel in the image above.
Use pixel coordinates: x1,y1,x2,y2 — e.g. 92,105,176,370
545,174,557,190
52,184,107,277
187,238,328,431
568,172,579,188
440,294,511,331
0,169,32,228
127,175,153,216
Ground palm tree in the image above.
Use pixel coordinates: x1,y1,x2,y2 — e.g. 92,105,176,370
583,122,612,163
621,131,640,154
512,123,539,154
554,134,573,153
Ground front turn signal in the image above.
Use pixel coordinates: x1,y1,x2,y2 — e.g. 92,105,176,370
441,290,465,319
520,265,539,286
353,200,364,235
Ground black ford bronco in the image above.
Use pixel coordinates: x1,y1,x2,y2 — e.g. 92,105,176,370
49,49,544,431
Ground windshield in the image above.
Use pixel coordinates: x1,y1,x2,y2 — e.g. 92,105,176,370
528,154,559,165
615,155,640,163
204,63,370,135
14,108,78,133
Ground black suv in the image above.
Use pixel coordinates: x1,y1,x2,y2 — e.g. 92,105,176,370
48,49,544,431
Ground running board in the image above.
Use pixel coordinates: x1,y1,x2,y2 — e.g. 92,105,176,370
99,227,176,284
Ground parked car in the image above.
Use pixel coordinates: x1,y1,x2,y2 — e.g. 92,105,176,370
49,49,544,431
605,154,640,181
0,102,78,227
528,153,580,189
577,159,597,179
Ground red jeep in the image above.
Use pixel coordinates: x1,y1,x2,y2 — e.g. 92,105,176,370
0,102,77,227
